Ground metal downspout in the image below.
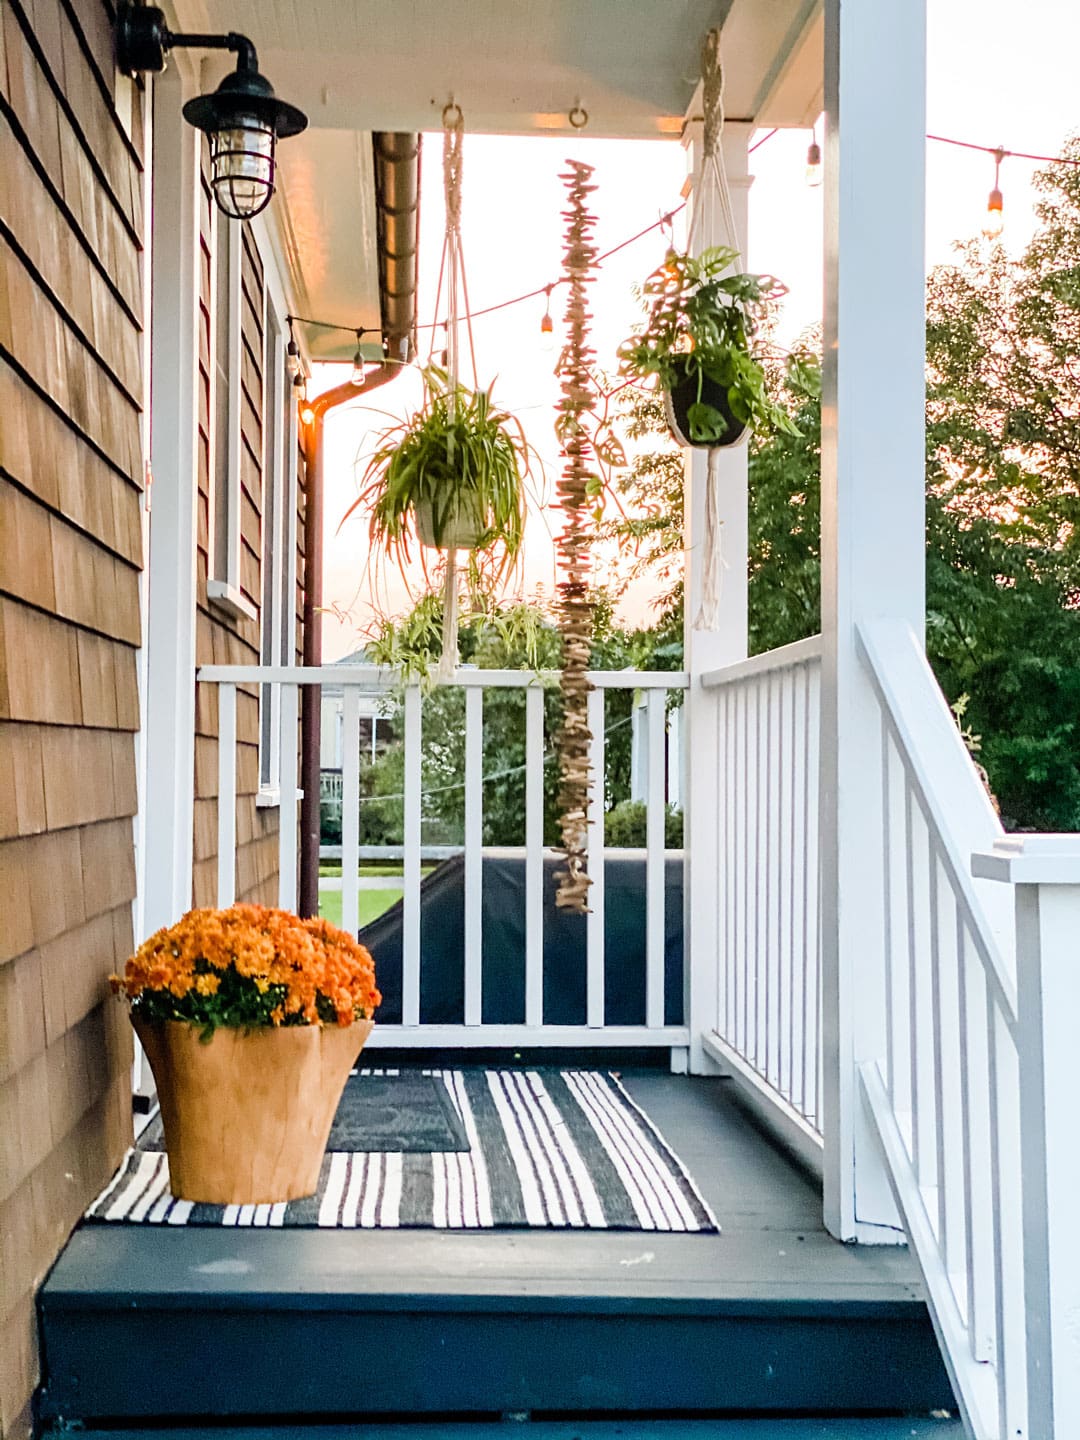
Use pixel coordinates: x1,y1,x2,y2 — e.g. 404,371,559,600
297,133,421,918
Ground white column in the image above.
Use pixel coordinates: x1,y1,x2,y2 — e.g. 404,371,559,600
973,835,1080,1440
820,0,926,1240
141,62,201,933
682,121,753,1074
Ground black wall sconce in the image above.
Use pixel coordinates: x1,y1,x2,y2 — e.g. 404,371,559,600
116,4,307,220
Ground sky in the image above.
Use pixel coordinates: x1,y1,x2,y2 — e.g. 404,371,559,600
318,0,1080,661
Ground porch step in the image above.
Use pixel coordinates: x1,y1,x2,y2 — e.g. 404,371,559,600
42,1422,965,1438
37,1076,954,1427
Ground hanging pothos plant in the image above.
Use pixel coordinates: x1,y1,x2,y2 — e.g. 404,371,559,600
342,366,533,580
618,245,798,449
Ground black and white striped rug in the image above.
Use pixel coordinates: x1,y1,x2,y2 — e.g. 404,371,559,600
88,1070,718,1233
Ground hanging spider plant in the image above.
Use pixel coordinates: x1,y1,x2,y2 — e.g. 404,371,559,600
343,366,533,580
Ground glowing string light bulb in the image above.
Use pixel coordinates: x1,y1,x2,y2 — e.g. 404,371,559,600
805,130,823,187
350,329,366,387
294,373,314,425
539,285,555,352
984,147,1005,238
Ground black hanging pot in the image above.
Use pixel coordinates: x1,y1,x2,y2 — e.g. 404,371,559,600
663,360,748,450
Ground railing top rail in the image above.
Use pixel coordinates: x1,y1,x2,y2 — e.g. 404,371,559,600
197,664,690,690
700,634,823,689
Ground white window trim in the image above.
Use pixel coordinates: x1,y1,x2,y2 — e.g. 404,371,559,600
256,259,299,806
206,212,255,620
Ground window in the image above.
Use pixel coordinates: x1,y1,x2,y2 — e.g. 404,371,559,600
206,211,254,619
257,296,299,802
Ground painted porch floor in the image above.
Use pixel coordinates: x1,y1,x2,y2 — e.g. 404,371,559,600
39,1073,954,1426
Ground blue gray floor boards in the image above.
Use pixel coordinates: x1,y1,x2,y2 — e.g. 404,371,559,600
87,1069,719,1232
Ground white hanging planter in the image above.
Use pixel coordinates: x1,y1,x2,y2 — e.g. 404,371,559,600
414,495,487,551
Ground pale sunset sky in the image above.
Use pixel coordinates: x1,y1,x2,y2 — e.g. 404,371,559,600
318,0,1080,660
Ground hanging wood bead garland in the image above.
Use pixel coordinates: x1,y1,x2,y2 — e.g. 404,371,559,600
554,161,600,913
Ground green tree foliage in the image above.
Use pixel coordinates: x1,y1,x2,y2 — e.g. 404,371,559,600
737,141,1080,829
604,139,1080,829
351,594,683,847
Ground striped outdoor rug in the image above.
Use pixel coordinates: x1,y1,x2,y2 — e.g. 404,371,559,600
87,1070,718,1233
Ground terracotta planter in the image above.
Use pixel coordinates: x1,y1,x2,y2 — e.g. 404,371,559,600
133,1016,373,1205
664,361,748,450
415,495,487,550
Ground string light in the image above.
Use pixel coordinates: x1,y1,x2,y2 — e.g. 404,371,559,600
805,129,822,187
539,285,555,351
984,146,1005,238
285,130,1079,353
286,319,300,375
350,329,367,387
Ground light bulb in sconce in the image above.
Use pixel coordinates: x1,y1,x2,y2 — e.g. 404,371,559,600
805,136,823,187
351,331,366,387
540,286,555,353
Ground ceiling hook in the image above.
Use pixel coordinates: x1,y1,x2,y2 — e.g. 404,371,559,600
568,103,588,130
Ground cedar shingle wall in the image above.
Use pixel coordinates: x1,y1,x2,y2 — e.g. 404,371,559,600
192,177,281,907
0,1,143,1434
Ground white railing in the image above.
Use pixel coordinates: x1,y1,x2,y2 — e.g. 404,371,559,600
197,664,689,1054
856,619,1080,1440
698,636,823,1164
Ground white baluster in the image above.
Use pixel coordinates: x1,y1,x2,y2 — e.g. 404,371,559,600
216,682,236,907
341,688,361,935
525,683,545,1028
464,686,483,1026
402,685,422,1027
277,683,298,910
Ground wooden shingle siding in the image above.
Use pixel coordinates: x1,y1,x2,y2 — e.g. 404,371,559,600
192,156,283,911
0,0,143,1434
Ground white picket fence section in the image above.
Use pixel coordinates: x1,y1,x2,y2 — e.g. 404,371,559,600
197,664,689,1053
697,636,823,1160
856,619,1080,1440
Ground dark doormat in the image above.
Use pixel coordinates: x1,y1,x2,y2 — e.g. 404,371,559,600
139,1070,470,1155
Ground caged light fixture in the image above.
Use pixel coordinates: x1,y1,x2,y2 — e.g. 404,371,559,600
115,3,307,221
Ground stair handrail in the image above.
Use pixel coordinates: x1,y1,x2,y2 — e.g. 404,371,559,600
856,618,1015,1007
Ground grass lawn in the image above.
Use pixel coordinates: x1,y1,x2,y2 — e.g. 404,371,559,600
319,886,403,929
318,863,435,879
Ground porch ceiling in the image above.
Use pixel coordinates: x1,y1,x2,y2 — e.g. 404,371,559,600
169,0,822,358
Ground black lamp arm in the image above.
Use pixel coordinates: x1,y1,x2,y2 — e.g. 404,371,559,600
167,31,259,73
115,5,258,76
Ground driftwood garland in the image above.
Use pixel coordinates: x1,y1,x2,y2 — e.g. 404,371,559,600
554,161,600,913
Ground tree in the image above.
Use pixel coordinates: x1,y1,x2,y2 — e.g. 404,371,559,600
734,141,1080,830
600,137,1080,829
355,594,683,847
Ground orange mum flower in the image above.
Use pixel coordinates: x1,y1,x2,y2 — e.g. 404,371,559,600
111,905,379,1029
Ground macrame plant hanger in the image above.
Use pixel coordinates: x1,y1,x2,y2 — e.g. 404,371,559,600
688,28,741,633
428,101,479,681
554,161,600,914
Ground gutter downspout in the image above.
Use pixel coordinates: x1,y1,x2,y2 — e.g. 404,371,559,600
298,364,401,917
297,131,420,919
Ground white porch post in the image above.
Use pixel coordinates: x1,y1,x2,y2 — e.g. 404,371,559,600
683,121,753,1075
972,836,1080,1439
820,0,926,1240
142,63,200,932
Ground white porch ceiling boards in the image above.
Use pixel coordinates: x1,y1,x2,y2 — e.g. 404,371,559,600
169,0,822,359
172,0,821,136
